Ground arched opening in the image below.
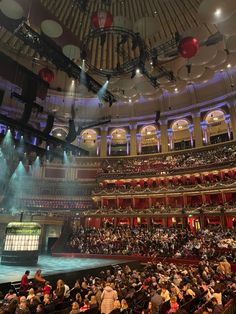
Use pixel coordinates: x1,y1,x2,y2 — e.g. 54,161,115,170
80,129,97,155
140,125,159,154
110,128,127,156
171,119,192,150
205,109,232,144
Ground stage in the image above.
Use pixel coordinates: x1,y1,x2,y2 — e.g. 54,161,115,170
0,254,129,284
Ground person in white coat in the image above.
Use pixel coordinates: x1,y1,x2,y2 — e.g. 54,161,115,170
101,283,117,314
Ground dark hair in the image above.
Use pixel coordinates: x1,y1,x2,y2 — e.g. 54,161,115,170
25,270,30,275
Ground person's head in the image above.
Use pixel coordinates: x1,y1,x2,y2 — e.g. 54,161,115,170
20,296,27,303
75,293,82,302
121,299,128,309
83,298,90,306
45,281,50,286
43,295,50,304
28,288,35,295
25,270,30,276
170,296,177,304
90,296,97,304
19,301,27,310
211,297,218,305
113,300,121,309
8,289,14,295
36,303,44,313
81,281,87,289
72,302,79,311
57,279,65,289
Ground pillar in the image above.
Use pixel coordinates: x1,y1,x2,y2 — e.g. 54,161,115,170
160,123,168,152
130,125,137,156
192,115,203,147
106,135,112,156
167,128,174,150
200,121,209,145
188,124,194,148
156,130,161,152
126,134,131,155
224,114,232,140
96,135,101,156
100,129,107,157
136,133,142,154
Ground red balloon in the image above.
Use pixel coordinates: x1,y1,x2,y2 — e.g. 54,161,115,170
178,36,199,59
38,68,54,84
91,10,113,29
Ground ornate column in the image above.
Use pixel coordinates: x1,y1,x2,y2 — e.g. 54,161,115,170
126,134,131,155
96,135,101,156
192,114,203,147
136,133,142,154
167,128,174,150
224,114,232,140
188,124,194,148
156,130,161,152
130,125,137,156
106,135,112,156
200,121,209,145
100,128,107,157
160,122,168,152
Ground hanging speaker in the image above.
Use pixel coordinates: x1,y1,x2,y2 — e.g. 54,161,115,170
20,103,32,124
65,119,77,143
22,77,38,102
43,114,55,135
155,110,160,123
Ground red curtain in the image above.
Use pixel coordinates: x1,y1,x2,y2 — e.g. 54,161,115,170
226,216,233,228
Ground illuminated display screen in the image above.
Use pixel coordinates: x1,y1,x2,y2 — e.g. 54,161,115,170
4,234,40,251
3,222,41,252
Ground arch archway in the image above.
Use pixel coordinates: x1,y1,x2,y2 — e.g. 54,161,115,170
140,124,159,154
171,119,192,150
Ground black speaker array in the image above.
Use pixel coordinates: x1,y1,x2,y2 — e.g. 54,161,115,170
65,119,77,143
43,114,55,135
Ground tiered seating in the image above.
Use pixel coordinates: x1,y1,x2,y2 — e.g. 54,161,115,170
19,199,94,210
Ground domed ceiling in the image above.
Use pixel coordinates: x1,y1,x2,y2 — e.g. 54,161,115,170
0,0,236,123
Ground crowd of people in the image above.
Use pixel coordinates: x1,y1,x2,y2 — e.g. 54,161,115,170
97,144,236,178
0,259,235,314
66,226,236,262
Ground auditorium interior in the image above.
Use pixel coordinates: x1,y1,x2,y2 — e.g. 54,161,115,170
0,0,236,313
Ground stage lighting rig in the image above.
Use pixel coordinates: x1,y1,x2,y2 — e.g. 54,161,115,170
0,12,116,104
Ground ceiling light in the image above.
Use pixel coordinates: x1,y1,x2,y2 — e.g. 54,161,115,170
56,133,62,137
174,88,178,92
117,134,121,137
147,131,151,135
178,125,183,129
227,63,232,68
136,68,140,74
214,8,222,17
213,117,218,121
129,98,132,103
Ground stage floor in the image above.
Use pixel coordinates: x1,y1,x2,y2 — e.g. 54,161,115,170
0,255,128,283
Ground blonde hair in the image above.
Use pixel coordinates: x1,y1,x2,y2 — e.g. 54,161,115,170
170,296,177,303
113,300,121,309
121,299,128,309
72,302,79,310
